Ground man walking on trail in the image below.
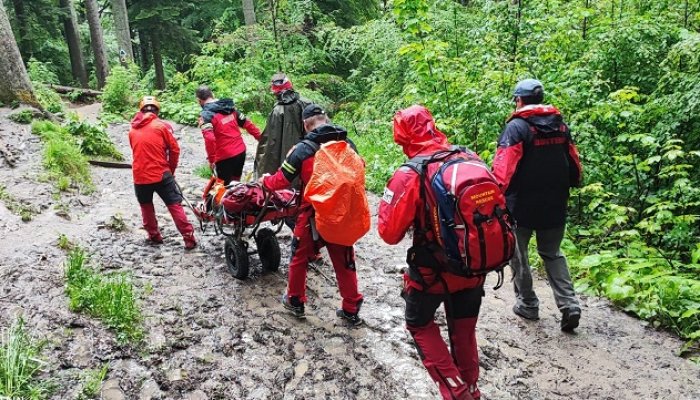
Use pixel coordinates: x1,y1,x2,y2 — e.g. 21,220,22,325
129,96,197,250
196,85,262,184
492,79,583,332
255,73,311,177
378,105,484,400
261,104,364,325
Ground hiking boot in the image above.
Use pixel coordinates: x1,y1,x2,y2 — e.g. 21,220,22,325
147,234,164,245
512,304,539,321
183,234,197,250
282,294,305,319
336,308,363,327
561,308,581,332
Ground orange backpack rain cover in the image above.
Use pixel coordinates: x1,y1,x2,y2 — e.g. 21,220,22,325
304,141,370,246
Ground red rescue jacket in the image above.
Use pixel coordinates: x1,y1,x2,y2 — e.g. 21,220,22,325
128,112,180,185
199,99,261,164
378,105,484,294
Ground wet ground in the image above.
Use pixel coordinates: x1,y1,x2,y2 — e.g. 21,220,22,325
0,105,698,399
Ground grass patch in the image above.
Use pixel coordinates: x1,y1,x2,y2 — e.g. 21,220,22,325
0,185,38,222
31,120,92,191
193,163,213,180
56,233,73,251
0,318,51,399
76,364,108,400
65,249,143,343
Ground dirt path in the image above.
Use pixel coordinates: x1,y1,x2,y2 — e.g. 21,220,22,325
0,106,698,400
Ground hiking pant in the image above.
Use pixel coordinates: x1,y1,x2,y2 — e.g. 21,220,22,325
287,207,363,314
510,225,580,314
404,286,483,400
134,174,195,244
215,152,246,185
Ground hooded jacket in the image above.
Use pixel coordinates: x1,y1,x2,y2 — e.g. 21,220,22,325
492,104,582,229
378,106,484,293
262,124,355,198
255,90,312,176
199,99,261,164
128,112,180,185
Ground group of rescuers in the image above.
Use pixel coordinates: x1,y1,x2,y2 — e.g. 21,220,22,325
127,74,583,400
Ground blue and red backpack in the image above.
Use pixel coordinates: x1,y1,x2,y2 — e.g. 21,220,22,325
404,147,515,287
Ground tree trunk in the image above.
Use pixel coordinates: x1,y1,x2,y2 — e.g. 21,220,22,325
10,0,30,59
59,0,89,87
0,1,37,106
84,0,109,89
151,32,165,90
242,0,256,25
138,29,151,73
111,0,133,64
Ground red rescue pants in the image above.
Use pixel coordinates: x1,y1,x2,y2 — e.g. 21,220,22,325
403,285,484,400
287,207,363,313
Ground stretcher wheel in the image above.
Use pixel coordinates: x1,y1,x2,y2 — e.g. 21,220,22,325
256,228,280,272
225,237,249,279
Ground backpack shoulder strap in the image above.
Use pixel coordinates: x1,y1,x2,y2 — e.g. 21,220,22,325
300,139,320,152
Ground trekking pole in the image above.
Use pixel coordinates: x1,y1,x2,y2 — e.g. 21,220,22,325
309,262,334,285
174,180,197,214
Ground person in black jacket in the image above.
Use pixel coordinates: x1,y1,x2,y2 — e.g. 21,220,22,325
492,79,583,332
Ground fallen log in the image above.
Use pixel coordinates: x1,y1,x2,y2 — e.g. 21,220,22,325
49,84,103,97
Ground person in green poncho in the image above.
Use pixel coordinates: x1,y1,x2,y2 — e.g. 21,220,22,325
254,73,312,178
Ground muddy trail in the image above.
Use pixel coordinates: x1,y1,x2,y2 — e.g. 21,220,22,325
0,105,698,400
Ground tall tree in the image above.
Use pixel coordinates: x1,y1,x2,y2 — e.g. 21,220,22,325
242,0,256,25
151,32,165,90
111,0,133,63
84,0,109,88
10,0,30,59
59,0,88,87
0,0,37,105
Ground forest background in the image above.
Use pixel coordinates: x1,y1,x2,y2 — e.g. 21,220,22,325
2,0,699,355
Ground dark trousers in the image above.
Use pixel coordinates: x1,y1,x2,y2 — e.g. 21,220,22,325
134,173,194,242
404,286,484,400
216,152,246,185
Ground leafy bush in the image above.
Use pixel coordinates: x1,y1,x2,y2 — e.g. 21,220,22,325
8,110,35,124
0,318,50,399
101,64,144,118
65,249,143,343
27,58,59,85
64,114,123,160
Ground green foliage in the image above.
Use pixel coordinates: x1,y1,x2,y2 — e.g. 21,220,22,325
65,249,143,343
0,185,38,222
193,164,213,180
33,83,64,114
31,121,92,191
101,64,144,119
8,110,35,124
64,114,123,160
0,318,51,399
56,233,73,251
27,58,59,86
27,59,65,113
76,364,108,400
